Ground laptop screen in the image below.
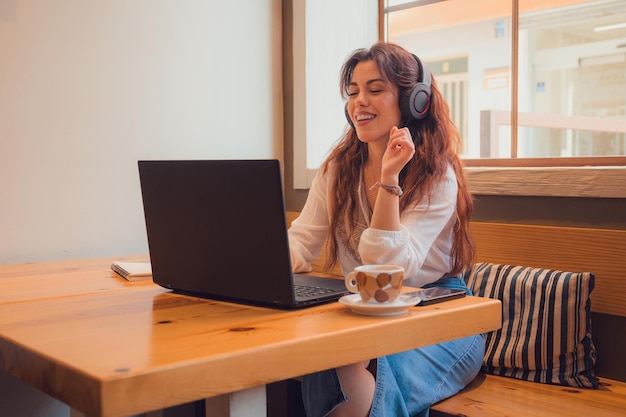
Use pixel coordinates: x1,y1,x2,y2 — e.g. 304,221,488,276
138,159,299,306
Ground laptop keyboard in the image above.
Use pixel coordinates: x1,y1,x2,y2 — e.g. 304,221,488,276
294,284,341,299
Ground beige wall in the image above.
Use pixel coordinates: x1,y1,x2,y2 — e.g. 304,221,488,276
0,0,283,264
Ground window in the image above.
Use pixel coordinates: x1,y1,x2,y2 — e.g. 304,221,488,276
384,0,626,198
292,0,378,189
292,0,626,197
385,0,626,164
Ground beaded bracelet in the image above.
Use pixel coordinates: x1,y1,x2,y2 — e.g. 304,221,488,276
368,181,403,196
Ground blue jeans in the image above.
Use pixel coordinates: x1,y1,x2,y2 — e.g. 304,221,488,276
301,276,485,417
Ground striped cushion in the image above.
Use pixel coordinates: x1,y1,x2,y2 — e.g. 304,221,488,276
465,262,598,388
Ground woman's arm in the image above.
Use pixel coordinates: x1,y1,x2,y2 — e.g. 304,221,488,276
370,126,415,231
287,167,332,273
359,166,458,286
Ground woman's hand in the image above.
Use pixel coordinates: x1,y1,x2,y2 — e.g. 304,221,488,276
370,126,413,231
381,126,415,182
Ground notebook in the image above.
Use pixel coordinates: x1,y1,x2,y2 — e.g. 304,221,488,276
111,261,152,282
138,159,349,309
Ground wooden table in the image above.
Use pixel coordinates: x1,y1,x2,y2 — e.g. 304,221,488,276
0,257,502,417
0,255,151,303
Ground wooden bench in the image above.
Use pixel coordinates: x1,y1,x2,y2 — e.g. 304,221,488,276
430,222,626,416
284,212,626,416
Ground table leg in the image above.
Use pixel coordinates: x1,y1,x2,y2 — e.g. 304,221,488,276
204,385,266,417
69,387,265,417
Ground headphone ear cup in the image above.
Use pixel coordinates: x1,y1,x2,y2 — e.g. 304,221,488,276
345,103,354,128
401,54,432,121
406,82,431,120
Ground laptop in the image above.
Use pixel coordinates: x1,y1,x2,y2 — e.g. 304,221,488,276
138,159,349,309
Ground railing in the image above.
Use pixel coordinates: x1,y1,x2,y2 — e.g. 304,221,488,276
480,109,626,158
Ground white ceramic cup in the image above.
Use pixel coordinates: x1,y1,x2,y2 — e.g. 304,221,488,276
345,265,404,303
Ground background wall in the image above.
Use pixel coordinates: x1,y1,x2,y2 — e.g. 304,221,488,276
0,1,282,416
0,0,283,264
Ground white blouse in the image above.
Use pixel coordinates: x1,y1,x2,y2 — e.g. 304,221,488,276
288,163,458,288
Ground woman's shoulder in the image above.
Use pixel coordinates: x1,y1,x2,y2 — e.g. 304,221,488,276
424,164,458,204
441,164,459,192
317,159,340,180
444,163,457,182
308,161,338,194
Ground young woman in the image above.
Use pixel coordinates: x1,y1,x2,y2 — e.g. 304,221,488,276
287,42,484,417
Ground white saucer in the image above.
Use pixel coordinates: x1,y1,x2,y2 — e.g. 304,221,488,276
339,294,421,316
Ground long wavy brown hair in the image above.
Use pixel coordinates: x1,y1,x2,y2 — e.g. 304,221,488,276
321,42,474,275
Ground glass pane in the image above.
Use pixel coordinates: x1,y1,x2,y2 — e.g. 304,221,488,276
386,0,513,158
387,0,626,160
520,0,626,158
